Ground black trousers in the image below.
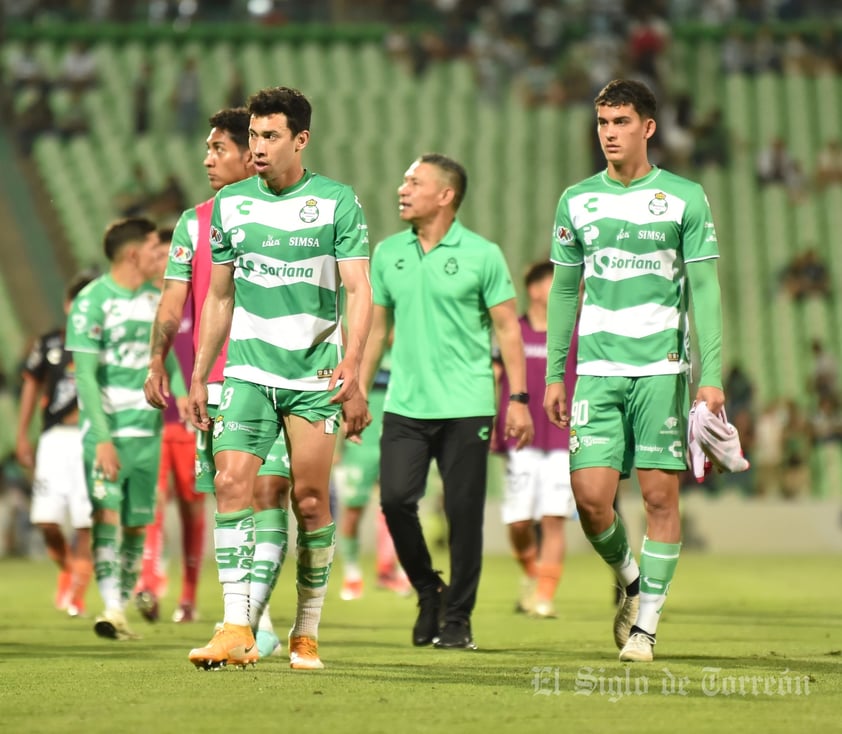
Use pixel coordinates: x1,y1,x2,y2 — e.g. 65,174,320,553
379,412,492,623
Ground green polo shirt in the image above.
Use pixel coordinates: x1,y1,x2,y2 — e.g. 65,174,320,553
371,219,516,419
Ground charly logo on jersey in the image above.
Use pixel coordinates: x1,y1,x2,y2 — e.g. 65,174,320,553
171,245,193,263
299,198,319,223
444,257,459,275
648,192,668,215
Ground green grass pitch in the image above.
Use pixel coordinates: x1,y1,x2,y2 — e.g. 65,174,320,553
1,551,839,734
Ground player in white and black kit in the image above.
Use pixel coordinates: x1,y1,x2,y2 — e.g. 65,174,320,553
16,270,98,617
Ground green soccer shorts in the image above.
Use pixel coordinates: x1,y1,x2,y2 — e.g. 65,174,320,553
568,374,689,477
195,402,291,493
211,377,341,463
333,387,385,508
84,436,161,527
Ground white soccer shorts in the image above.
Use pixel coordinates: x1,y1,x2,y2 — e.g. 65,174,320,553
30,425,92,528
501,447,576,524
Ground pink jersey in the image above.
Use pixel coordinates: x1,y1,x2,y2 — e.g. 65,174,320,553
494,315,578,453
194,198,228,384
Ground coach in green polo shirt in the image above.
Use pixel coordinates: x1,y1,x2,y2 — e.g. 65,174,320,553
361,153,534,650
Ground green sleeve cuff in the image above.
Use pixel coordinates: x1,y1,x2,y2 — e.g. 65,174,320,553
165,350,188,398
686,258,723,389
546,264,582,384
74,351,111,444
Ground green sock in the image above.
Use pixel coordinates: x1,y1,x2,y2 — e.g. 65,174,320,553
637,536,681,635
586,513,640,589
214,507,255,627
338,535,361,580
248,508,288,630
292,522,336,639
119,532,146,607
93,523,120,611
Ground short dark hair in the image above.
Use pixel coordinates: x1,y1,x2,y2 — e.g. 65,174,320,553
418,153,468,211
247,87,311,136
103,217,157,261
65,268,98,301
524,260,554,288
158,226,175,244
594,79,657,120
208,107,250,150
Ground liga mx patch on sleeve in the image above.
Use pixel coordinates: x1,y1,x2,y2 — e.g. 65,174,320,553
556,226,575,246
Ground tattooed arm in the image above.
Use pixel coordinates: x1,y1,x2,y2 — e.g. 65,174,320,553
144,279,190,409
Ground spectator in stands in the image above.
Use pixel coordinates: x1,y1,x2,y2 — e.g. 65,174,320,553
6,40,48,93
721,28,750,74
171,57,201,136
14,81,55,155
0,452,33,557
809,394,842,445
756,136,798,186
467,6,508,104
813,27,842,74
226,69,246,108
781,400,812,499
514,53,556,109
779,248,831,301
700,0,738,26
626,10,670,88
659,92,695,171
145,174,188,224
531,0,565,63
753,400,786,496
113,162,154,217
55,88,90,139
57,41,98,93
808,338,839,402
750,26,782,74
781,32,813,75
692,107,730,168
133,62,152,135
814,139,842,190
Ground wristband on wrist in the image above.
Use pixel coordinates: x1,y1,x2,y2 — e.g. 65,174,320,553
509,392,530,404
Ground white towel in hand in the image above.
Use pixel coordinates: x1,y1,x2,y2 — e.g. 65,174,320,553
687,401,750,482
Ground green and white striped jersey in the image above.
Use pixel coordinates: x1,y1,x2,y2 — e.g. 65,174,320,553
551,167,719,377
210,171,369,390
65,274,163,438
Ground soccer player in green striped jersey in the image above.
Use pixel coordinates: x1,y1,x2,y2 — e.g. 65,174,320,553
187,86,372,670
543,79,726,663
66,217,187,642
143,108,289,655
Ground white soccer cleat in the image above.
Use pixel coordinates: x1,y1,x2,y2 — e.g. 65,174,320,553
613,588,640,649
94,609,141,641
529,599,558,619
619,631,655,662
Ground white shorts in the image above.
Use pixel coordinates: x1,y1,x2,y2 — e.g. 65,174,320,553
501,447,576,524
30,425,92,528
